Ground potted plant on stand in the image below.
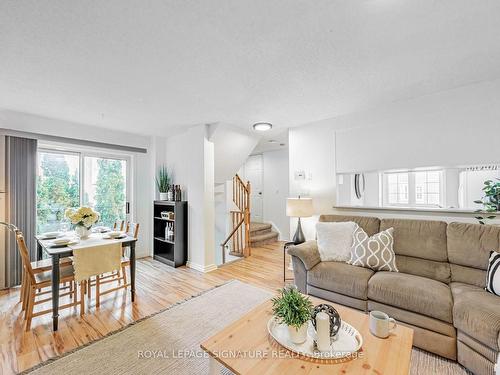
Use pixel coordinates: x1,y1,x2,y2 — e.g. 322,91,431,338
474,179,500,224
156,166,171,201
272,285,313,344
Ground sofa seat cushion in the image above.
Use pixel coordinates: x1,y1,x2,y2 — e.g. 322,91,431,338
307,261,375,300
368,271,453,323
451,282,500,350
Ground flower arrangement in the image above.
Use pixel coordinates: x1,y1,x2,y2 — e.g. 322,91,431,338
65,206,99,229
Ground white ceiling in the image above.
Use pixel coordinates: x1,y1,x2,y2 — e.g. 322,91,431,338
1,1,500,136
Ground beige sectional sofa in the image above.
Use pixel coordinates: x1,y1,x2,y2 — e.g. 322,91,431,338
288,214,500,375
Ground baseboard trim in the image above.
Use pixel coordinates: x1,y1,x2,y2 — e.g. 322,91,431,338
186,261,218,273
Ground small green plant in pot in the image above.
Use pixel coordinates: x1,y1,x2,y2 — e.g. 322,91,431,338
474,179,500,224
271,285,313,344
156,166,171,200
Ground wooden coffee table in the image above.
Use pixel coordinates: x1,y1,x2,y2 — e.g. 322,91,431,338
201,296,413,375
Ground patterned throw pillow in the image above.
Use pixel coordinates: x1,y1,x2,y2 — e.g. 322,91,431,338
347,224,399,272
485,250,500,296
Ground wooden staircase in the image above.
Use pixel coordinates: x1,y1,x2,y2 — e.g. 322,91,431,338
249,222,279,247
221,174,251,263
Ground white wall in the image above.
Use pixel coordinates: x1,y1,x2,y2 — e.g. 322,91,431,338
289,122,335,239
289,79,500,240
335,79,500,173
262,149,289,239
210,124,259,184
0,110,154,258
165,124,216,272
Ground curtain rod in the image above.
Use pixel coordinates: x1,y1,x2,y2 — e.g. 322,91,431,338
0,128,148,154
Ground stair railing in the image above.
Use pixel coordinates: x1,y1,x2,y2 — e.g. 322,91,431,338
221,174,251,263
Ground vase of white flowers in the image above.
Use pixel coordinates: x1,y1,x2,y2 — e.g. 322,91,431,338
65,207,99,239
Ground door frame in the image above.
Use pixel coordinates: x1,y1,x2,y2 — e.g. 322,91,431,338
243,154,264,223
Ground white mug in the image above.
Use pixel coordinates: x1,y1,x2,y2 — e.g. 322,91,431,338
369,311,397,338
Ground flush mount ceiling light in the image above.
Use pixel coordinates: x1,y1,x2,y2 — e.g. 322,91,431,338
253,122,272,131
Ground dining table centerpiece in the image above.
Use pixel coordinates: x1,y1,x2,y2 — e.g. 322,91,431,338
65,206,100,239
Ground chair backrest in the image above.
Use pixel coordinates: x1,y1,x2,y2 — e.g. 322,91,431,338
15,233,36,285
113,220,125,231
125,222,140,239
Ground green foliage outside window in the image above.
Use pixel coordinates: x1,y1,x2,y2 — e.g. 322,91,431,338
36,153,79,233
37,153,126,232
94,159,125,227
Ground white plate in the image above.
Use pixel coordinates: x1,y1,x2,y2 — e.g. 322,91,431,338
102,234,127,239
40,232,63,240
267,317,363,359
93,226,111,233
107,231,124,238
48,238,79,248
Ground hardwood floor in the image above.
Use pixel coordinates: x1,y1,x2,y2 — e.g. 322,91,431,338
0,242,293,374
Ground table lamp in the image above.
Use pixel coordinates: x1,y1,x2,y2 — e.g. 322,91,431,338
286,197,313,245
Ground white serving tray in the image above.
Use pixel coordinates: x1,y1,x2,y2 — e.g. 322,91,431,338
267,317,363,359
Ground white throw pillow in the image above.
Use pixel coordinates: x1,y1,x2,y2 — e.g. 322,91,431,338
316,221,356,262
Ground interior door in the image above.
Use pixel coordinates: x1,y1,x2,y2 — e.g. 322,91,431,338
244,155,263,222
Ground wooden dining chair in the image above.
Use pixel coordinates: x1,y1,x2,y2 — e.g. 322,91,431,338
120,222,140,285
15,233,85,331
113,220,125,231
0,222,72,312
87,222,139,303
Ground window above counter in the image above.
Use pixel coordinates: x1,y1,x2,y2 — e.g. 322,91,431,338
336,165,500,214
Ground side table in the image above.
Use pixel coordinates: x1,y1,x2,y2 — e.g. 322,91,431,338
283,241,295,283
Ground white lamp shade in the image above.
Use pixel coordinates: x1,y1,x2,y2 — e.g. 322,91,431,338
286,198,313,218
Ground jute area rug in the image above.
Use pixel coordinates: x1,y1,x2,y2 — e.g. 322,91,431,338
26,280,469,375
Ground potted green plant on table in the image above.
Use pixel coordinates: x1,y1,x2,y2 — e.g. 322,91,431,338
474,179,500,224
156,166,172,201
271,285,313,344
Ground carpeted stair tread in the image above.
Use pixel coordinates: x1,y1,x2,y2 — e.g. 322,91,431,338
250,231,279,242
249,222,272,233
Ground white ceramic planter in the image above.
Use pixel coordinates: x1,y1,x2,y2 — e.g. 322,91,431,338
75,225,91,239
288,322,308,344
159,192,168,200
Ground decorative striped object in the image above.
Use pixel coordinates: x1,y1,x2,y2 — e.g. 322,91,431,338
486,250,500,296
347,224,399,272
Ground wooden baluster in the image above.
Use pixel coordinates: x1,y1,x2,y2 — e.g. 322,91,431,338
231,212,235,253
236,214,240,254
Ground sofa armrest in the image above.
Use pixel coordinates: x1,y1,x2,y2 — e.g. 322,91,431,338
287,241,321,271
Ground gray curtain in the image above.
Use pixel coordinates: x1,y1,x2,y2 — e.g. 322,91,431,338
5,136,37,287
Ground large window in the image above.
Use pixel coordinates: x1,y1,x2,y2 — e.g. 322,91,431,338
384,170,443,208
37,151,80,233
36,148,130,233
415,171,441,206
83,156,127,227
386,172,409,205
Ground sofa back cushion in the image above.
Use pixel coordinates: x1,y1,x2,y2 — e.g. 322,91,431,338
380,218,450,283
319,215,380,236
447,222,500,288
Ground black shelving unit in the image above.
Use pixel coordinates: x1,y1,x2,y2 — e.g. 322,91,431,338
153,201,187,267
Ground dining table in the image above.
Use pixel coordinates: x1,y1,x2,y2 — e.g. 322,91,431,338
35,232,138,331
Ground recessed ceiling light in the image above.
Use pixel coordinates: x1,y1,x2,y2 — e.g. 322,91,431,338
268,140,278,144
253,122,272,131
280,143,285,146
